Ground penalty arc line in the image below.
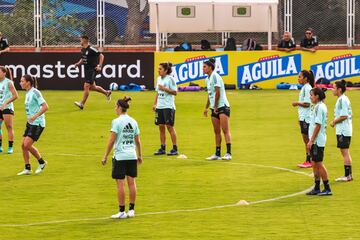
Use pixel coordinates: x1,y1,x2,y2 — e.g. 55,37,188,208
0,153,313,227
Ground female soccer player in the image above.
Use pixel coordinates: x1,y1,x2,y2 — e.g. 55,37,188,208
0,66,18,154
102,97,143,219
153,62,178,156
306,88,332,196
292,70,314,168
203,58,232,160
330,80,353,182
17,75,48,176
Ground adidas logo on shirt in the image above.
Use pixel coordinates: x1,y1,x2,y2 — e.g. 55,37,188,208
123,123,134,133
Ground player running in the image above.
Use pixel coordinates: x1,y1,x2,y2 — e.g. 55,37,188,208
74,36,111,110
17,75,48,176
0,66,18,154
330,80,353,182
292,70,314,168
306,88,332,196
153,62,179,156
102,97,143,219
203,58,232,160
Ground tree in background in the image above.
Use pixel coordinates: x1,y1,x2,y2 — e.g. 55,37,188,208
124,0,149,45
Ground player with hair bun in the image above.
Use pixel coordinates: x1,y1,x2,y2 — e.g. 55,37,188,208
330,80,353,182
292,70,315,168
102,96,143,219
153,62,179,156
306,88,332,196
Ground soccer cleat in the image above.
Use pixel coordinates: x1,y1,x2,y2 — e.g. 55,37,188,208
306,189,320,196
35,161,47,174
167,149,179,156
127,210,135,218
111,211,127,219
206,154,222,160
106,91,112,102
7,147,13,154
317,189,333,196
17,169,32,176
297,161,312,168
154,148,166,155
74,101,84,110
0,146,3,153
222,153,232,160
335,176,353,182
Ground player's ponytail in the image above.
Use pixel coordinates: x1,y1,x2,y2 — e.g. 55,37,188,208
117,96,132,112
22,74,38,88
301,70,314,87
159,62,173,74
204,58,216,70
335,79,347,93
5,67,13,81
311,87,326,101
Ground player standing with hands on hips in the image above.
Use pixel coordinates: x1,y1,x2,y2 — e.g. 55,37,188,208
74,36,111,110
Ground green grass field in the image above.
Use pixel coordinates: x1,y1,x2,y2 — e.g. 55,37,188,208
0,90,359,239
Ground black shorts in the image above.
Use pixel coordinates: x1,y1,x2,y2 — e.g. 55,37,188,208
112,158,138,179
155,108,175,126
310,144,325,162
0,109,14,120
84,69,97,84
299,121,309,135
337,135,351,149
211,106,230,119
23,123,44,141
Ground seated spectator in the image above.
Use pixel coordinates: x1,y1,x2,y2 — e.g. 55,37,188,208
277,32,296,52
300,28,318,52
200,39,212,51
224,37,237,51
0,32,10,55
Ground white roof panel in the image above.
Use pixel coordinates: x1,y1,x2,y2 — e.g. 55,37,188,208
149,0,278,4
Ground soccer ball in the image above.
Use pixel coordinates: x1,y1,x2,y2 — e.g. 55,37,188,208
109,82,118,91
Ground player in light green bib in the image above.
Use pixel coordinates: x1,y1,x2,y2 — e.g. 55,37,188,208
330,80,353,182
292,70,314,168
17,75,48,176
0,66,18,154
306,88,332,196
102,97,143,219
203,58,232,161
153,62,178,156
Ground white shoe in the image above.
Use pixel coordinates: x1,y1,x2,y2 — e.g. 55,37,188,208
35,161,47,174
206,154,221,160
106,91,112,102
74,101,84,110
17,169,32,176
111,211,127,219
127,210,135,218
222,153,232,160
335,176,353,182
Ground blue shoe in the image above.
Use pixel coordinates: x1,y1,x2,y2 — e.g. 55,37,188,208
167,149,179,156
8,147,13,154
317,189,333,196
154,148,166,155
306,189,320,196
0,146,3,153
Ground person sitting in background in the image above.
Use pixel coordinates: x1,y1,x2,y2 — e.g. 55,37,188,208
300,28,319,53
277,32,296,52
224,37,237,51
0,32,10,55
200,40,212,51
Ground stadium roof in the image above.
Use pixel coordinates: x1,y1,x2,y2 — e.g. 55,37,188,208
149,0,278,4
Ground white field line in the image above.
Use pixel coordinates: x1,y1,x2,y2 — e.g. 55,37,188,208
0,154,313,227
